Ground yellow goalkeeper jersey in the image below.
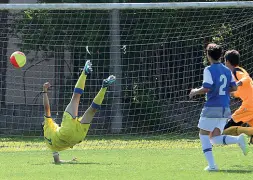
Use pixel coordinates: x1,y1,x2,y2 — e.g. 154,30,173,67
43,116,70,152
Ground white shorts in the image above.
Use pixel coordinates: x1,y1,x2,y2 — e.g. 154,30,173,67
198,117,227,133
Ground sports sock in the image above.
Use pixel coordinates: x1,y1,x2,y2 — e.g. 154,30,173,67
211,135,239,145
199,134,215,167
74,72,87,95
91,87,107,110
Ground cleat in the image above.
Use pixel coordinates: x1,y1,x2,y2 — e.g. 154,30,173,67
204,165,218,171
238,133,249,156
83,60,93,75
102,75,116,88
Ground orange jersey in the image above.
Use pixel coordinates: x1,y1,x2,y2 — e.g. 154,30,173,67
232,66,253,106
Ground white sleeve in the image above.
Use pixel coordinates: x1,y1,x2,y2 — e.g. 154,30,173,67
203,68,213,85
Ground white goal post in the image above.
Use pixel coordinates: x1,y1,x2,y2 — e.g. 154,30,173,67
1,2,253,10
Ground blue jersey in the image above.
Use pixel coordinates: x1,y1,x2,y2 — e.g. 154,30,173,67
202,63,236,108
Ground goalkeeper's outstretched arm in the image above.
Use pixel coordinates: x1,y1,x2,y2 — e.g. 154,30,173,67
43,82,51,117
53,152,77,164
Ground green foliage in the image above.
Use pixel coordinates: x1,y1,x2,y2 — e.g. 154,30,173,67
14,9,109,54
10,3,253,134
12,3,110,105
203,23,233,66
0,0,8,3
126,81,162,133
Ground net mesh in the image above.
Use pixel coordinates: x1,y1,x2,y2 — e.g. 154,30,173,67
0,4,253,149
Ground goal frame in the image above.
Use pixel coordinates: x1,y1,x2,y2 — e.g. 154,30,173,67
0,2,253,10
0,1,252,136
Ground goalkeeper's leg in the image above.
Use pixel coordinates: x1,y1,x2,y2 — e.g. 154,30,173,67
80,75,116,124
65,60,92,117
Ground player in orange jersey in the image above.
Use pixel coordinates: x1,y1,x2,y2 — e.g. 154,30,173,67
223,50,253,141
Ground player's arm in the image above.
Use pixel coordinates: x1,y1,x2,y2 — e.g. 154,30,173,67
53,152,61,164
43,82,51,117
53,152,77,164
230,92,236,97
230,86,238,92
189,68,210,99
235,71,250,86
189,87,209,99
230,71,238,92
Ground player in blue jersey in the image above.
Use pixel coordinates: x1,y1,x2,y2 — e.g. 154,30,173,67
189,43,248,171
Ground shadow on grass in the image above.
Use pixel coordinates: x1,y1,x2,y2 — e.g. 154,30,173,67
219,169,253,174
31,162,112,165
53,162,112,165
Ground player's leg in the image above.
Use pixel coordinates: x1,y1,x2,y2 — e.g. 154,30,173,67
223,126,239,135
224,116,253,136
246,120,253,143
80,75,116,124
234,126,253,136
201,126,244,171
224,107,253,137
65,60,92,117
199,128,217,171
199,116,248,171
228,119,253,143
68,75,116,146
210,122,248,156
224,105,251,130
211,127,240,146
224,125,253,144
198,116,218,171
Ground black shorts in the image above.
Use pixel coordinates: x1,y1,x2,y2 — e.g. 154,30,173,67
224,119,243,129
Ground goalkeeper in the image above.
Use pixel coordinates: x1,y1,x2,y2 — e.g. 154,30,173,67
42,60,116,164
223,50,253,141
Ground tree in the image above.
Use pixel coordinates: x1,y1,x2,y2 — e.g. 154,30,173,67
13,0,110,108
12,1,253,133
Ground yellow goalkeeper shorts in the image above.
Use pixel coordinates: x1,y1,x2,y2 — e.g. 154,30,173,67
57,111,90,147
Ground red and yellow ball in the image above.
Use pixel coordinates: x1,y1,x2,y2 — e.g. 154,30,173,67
10,51,26,68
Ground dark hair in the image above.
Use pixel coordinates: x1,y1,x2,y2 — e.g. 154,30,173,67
224,50,240,66
206,43,223,61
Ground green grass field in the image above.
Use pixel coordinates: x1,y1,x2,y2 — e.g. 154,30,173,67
1,136,253,180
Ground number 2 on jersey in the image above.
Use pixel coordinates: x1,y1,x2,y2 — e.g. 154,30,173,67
219,74,227,95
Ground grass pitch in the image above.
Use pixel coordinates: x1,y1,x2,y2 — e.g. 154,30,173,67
0,136,253,180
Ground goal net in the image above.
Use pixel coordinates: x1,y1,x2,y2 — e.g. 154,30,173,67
1,2,253,149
